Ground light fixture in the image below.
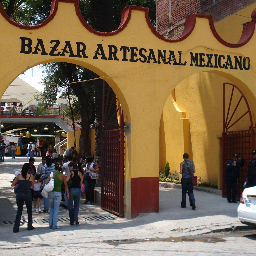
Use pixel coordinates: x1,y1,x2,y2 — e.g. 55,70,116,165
34,129,37,132
44,126,48,130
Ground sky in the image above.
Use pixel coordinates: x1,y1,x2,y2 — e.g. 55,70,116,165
18,65,46,92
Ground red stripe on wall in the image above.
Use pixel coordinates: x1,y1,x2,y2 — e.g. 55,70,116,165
131,177,159,218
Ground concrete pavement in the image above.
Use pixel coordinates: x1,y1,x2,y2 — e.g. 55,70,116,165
0,156,253,255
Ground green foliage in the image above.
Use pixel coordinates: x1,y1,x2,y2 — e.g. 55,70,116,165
0,0,52,25
159,175,218,189
197,177,218,189
163,162,170,178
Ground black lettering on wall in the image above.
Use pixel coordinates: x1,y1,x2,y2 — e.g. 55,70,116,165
130,47,138,62
167,51,177,65
60,41,76,57
108,45,119,61
120,46,130,61
147,49,157,63
139,48,147,63
32,38,48,55
49,40,61,56
76,42,88,58
243,57,250,70
158,50,166,64
198,53,205,67
218,55,225,68
206,54,213,68
234,56,243,70
93,44,107,60
190,52,198,66
20,37,32,54
225,55,234,69
177,51,187,66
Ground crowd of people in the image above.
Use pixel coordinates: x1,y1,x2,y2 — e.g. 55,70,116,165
11,149,99,233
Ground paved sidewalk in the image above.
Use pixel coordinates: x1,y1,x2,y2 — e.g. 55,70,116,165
0,157,247,255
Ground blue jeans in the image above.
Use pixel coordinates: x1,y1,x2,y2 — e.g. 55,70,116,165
48,191,61,229
84,179,96,203
68,188,81,224
181,178,195,207
13,191,32,232
43,196,49,211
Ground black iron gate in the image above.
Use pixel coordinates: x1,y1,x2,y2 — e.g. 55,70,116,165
100,82,125,216
222,82,255,198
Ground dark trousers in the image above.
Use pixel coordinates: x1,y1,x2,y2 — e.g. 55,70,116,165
13,191,33,231
181,178,195,207
84,178,96,203
226,178,237,202
0,150,4,162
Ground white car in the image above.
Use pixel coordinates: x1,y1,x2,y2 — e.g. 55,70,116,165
237,186,256,226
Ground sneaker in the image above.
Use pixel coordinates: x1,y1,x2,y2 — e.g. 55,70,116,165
43,210,48,213
75,218,79,225
34,208,37,212
38,208,41,213
84,200,89,204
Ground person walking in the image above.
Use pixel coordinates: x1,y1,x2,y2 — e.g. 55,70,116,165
180,153,196,210
40,156,55,213
11,163,35,233
84,156,99,205
11,142,16,159
0,140,6,162
247,150,256,188
67,162,83,225
46,164,69,230
36,156,46,175
225,153,244,203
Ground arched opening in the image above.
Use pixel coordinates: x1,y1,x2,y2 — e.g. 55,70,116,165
159,71,255,197
1,60,129,217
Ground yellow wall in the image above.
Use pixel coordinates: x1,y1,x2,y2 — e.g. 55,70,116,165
160,3,256,186
1,1,256,216
214,3,256,44
67,130,81,153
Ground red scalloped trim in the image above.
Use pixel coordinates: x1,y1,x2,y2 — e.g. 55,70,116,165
0,0,255,48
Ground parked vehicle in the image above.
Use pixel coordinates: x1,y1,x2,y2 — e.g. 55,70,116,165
237,186,256,226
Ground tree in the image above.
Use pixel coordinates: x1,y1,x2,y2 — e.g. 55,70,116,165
0,0,156,156
89,0,156,162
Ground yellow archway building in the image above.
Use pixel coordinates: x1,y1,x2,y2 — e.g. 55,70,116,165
1,0,256,218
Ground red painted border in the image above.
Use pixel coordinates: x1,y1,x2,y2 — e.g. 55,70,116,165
0,0,255,45
131,177,159,218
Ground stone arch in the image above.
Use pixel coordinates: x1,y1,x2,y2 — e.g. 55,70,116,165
160,70,256,187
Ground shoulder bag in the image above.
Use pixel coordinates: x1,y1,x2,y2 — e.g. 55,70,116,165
67,171,73,188
185,160,197,186
89,162,98,179
41,172,54,198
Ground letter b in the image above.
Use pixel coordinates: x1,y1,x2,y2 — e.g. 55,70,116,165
20,37,32,54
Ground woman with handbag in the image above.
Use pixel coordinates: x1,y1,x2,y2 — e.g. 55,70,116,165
83,156,99,205
40,156,55,213
12,163,35,233
180,153,196,210
67,162,83,225
45,164,69,230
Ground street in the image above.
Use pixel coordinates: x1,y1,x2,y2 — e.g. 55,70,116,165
0,157,256,255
